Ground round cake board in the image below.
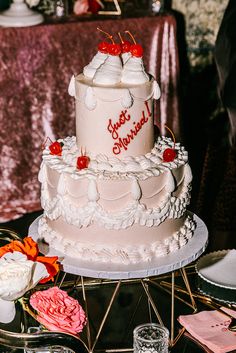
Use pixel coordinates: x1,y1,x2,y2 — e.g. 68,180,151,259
29,213,208,280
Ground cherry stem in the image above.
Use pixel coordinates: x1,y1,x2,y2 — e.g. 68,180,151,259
42,136,53,150
118,32,124,44
97,27,114,44
125,30,136,44
164,124,176,147
80,147,87,156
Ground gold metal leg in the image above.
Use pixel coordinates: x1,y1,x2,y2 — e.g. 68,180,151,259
180,267,197,310
81,276,92,352
141,279,163,326
170,271,175,346
91,280,122,352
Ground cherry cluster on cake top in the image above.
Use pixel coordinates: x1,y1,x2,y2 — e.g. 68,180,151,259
97,28,143,58
82,28,149,85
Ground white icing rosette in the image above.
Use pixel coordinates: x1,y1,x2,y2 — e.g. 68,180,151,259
0,252,48,323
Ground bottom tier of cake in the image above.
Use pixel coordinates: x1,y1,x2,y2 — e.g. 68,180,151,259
38,214,196,264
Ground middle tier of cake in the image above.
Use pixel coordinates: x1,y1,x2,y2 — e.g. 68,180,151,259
38,136,195,264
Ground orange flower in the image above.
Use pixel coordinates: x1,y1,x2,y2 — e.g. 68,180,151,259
0,237,59,283
36,256,60,284
0,237,38,260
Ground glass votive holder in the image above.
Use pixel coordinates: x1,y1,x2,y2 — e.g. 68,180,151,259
24,327,70,353
133,323,169,353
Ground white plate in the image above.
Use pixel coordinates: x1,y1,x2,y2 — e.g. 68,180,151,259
196,250,236,290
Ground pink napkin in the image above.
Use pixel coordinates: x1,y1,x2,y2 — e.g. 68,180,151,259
178,307,236,353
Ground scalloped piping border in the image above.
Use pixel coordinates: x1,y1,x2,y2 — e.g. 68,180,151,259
38,215,196,265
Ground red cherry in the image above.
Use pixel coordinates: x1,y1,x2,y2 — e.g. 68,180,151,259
49,141,63,156
98,41,109,54
163,148,177,162
121,40,131,53
108,43,122,56
77,155,90,170
130,44,143,58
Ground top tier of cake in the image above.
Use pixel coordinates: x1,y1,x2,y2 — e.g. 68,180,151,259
68,36,161,158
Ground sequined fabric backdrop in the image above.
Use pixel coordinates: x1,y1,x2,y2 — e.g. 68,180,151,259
0,14,180,222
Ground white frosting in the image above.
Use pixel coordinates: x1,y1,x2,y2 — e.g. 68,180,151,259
84,87,97,110
81,46,150,86
122,52,131,64
121,57,149,85
39,137,192,230
38,215,196,264
153,80,161,100
68,75,76,97
121,89,133,108
93,55,122,85
83,52,108,79
41,136,189,179
40,170,191,230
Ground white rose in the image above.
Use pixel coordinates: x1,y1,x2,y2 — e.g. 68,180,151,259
0,252,48,324
26,0,40,8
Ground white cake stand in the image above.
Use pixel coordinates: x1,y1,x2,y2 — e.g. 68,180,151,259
29,213,208,280
0,0,43,28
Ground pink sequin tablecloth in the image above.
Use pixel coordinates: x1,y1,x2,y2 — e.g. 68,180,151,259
0,14,180,222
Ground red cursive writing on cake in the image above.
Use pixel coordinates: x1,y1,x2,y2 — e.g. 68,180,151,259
107,102,152,155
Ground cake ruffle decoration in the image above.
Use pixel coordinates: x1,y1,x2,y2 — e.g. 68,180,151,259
121,89,133,109
184,164,193,184
88,179,99,202
153,80,161,100
38,162,46,183
131,178,142,201
68,75,76,97
165,170,175,193
57,173,67,196
85,86,97,110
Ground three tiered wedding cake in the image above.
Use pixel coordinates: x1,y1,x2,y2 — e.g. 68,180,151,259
38,31,196,265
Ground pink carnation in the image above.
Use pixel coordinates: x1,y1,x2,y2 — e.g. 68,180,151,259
30,287,87,335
